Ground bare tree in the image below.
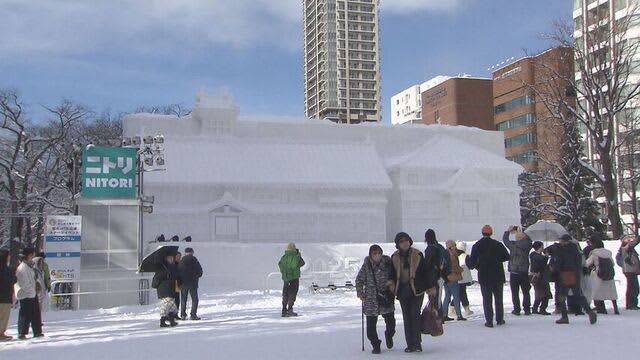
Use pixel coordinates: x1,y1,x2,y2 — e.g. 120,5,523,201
0,90,89,262
135,104,191,117
533,9,640,238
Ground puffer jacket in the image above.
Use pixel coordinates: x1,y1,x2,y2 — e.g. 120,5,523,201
502,231,533,273
152,263,182,299
356,255,395,316
15,260,37,300
586,248,618,301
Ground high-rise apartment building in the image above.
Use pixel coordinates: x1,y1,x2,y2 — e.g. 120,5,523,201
303,0,381,123
573,0,640,229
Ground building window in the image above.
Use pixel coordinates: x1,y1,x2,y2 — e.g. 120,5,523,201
505,132,537,148
495,95,535,114
496,113,537,131
507,151,538,164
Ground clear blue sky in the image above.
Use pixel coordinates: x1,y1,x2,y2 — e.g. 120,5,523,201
0,0,571,123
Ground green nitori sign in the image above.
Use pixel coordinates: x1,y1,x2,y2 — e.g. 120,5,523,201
81,146,137,199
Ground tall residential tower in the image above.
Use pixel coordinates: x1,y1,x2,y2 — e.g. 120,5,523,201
303,0,381,123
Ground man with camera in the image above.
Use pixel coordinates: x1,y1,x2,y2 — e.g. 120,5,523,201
502,226,533,316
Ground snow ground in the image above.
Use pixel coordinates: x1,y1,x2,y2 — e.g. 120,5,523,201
0,284,637,360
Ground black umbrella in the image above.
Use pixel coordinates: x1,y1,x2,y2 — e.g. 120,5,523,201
139,245,179,273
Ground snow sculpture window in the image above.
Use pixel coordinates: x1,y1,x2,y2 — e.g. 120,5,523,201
462,200,479,218
215,216,239,240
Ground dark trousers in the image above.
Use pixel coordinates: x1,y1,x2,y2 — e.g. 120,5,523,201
480,282,504,324
366,313,395,344
555,282,589,315
625,273,639,309
459,283,470,307
180,287,199,317
509,272,531,312
18,297,42,336
282,279,299,309
174,292,180,310
398,293,424,349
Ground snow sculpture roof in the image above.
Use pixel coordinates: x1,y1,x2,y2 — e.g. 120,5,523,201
145,140,392,189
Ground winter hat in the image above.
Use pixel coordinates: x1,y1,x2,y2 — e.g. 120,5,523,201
424,229,437,244
394,232,413,249
481,225,493,236
171,235,179,242
456,241,467,252
559,234,572,242
445,240,456,249
287,242,297,251
532,241,544,251
185,247,194,254
369,244,383,256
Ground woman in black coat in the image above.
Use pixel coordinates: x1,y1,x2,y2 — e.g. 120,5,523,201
152,254,182,328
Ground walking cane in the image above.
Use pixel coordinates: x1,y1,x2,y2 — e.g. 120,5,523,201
361,301,365,352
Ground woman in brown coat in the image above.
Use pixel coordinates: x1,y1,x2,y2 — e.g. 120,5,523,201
442,240,466,322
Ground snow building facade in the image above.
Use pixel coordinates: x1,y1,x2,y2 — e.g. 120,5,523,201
123,93,523,244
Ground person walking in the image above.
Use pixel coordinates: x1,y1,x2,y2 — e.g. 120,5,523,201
391,232,431,353
530,241,552,315
442,240,466,322
152,252,181,328
14,248,43,339
547,234,597,325
356,245,396,354
502,226,533,316
585,238,619,315
0,250,17,341
618,235,639,310
467,225,510,328
179,247,203,320
278,243,305,317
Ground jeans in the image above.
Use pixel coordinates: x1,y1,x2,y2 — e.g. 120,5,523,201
509,272,531,312
366,312,395,344
180,287,199,317
443,281,461,317
18,297,42,336
480,282,504,324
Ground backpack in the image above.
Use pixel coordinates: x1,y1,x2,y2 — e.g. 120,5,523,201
615,248,625,268
597,256,615,281
437,244,451,280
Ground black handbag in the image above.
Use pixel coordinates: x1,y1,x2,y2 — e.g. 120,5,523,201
370,261,394,307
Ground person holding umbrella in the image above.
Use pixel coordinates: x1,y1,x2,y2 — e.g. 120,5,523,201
151,250,182,328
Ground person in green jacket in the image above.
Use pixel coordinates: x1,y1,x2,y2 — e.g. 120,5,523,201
278,243,305,317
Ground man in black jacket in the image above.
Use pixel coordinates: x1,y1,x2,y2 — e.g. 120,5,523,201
179,247,203,320
467,225,510,328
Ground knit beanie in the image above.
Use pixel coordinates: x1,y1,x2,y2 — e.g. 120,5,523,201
287,242,297,251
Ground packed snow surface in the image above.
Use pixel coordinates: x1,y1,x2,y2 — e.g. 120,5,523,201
1,282,636,359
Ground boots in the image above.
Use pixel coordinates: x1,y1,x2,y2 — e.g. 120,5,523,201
287,305,298,317
371,340,382,354
169,313,178,327
613,301,620,315
587,309,597,325
556,311,569,324
384,331,393,349
281,305,287,318
464,305,474,316
595,300,607,314
160,316,170,327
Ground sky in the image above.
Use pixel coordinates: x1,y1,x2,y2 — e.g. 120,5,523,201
0,0,572,123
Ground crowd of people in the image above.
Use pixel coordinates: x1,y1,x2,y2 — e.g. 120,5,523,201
1,226,638,352
348,225,640,354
